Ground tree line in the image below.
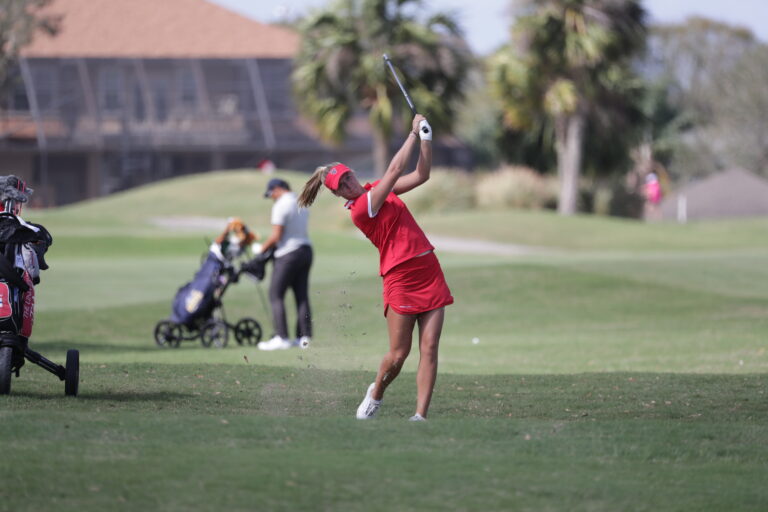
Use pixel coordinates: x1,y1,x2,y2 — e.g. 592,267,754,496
291,0,768,216
3,0,766,216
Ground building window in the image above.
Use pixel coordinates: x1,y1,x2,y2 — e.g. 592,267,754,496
99,67,124,111
11,83,29,111
32,66,56,112
177,67,197,110
133,83,145,121
151,78,169,122
205,61,251,115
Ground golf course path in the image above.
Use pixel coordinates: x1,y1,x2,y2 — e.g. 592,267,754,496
151,216,229,231
428,234,548,256
151,216,547,256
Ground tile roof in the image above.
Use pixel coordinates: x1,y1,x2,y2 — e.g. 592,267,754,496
22,0,299,58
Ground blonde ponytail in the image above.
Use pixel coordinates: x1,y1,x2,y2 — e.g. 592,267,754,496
298,162,339,207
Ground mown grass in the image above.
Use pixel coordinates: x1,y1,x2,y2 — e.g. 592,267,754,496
2,170,768,511
3,366,767,511
419,208,768,251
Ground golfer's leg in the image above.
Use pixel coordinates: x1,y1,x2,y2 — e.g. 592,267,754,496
292,247,313,338
372,309,416,400
268,257,290,339
415,307,445,417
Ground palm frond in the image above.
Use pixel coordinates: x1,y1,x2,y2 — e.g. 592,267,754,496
292,0,471,153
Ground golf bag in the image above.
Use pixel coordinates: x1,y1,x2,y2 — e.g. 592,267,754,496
0,213,53,342
154,218,266,348
171,252,227,326
0,175,79,397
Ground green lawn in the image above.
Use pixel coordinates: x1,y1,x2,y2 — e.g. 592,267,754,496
3,171,767,511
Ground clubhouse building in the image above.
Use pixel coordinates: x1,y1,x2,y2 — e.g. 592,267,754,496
0,0,383,205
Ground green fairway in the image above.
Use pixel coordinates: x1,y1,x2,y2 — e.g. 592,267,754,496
3,171,768,511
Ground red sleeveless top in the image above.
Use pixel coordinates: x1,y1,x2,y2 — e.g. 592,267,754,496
346,181,434,276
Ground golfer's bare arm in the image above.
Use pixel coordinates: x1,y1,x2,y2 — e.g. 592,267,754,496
260,224,284,252
369,115,425,214
393,138,431,195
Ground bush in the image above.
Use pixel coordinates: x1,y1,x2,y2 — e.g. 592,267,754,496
475,166,558,210
607,184,645,218
405,168,477,213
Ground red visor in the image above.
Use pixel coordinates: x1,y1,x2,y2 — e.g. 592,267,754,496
324,163,352,191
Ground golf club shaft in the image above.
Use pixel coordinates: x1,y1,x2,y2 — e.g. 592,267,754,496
382,54,417,115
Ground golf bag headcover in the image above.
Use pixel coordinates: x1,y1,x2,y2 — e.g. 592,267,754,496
215,218,257,260
0,175,33,215
0,215,53,284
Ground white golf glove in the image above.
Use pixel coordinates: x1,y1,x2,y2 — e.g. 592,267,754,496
418,119,432,141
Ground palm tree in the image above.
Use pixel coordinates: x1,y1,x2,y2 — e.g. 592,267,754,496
292,0,471,176
489,0,647,215
0,0,60,100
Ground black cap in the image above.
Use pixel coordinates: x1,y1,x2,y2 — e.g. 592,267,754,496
263,178,290,198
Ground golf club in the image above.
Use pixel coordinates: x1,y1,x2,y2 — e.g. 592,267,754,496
382,53,417,115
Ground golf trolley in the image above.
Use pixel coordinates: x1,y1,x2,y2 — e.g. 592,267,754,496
0,175,79,396
154,218,268,349
0,334,79,396
153,263,264,349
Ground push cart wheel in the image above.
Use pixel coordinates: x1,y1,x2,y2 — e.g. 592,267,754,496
154,321,182,348
64,349,79,397
0,346,12,395
200,320,228,348
234,318,262,346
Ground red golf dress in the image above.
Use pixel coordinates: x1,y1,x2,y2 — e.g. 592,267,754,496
346,181,453,315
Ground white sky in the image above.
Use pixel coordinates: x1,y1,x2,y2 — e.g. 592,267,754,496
209,0,767,54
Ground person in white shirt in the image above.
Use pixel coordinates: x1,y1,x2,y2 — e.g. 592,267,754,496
257,178,313,350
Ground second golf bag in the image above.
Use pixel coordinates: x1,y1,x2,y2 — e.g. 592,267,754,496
171,251,226,326
154,218,265,348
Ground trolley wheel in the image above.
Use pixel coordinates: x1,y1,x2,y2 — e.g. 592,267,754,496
200,320,228,348
155,321,182,348
64,349,79,397
234,317,262,346
0,346,12,395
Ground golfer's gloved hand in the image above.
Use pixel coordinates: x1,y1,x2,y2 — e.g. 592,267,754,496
418,119,432,141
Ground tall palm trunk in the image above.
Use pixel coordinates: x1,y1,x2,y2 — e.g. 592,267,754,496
555,112,586,216
372,128,390,177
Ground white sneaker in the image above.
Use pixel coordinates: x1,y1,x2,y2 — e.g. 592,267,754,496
409,414,426,422
355,383,381,419
258,335,292,351
293,336,311,349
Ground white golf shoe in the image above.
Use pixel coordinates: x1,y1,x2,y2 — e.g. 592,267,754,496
294,336,311,349
258,335,292,351
355,383,381,419
409,414,426,422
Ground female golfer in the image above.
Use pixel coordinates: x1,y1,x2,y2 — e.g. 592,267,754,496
298,114,452,421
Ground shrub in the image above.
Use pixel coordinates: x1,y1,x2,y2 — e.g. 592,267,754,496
405,168,476,213
475,166,558,210
607,184,645,218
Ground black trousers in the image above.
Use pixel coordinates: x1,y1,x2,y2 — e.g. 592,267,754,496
269,245,312,339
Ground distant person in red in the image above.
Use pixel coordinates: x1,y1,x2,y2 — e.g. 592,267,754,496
297,114,452,421
257,159,276,174
644,172,662,220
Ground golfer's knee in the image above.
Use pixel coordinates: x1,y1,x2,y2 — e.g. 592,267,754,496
389,350,409,369
420,340,439,362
